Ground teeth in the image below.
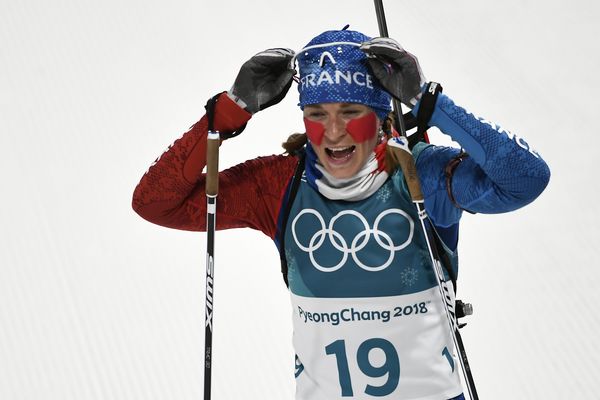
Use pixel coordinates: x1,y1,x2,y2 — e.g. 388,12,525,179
327,146,352,151
325,145,356,161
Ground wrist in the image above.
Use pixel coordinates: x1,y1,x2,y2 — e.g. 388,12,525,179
226,91,251,113
411,82,443,126
213,92,252,133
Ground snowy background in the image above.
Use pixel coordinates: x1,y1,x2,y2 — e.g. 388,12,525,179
1,0,599,399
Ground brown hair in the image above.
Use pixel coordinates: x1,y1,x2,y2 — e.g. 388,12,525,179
382,112,400,175
282,132,308,155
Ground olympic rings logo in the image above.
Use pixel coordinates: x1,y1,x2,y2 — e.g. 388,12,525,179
291,208,414,272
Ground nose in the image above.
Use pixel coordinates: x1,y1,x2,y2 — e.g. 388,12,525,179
323,115,347,143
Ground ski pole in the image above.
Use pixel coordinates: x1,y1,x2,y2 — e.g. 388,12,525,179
372,1,479,399
204,98,220,400
373,0,407,137
388,137,479,400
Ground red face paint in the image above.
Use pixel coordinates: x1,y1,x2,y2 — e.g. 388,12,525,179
346,112,378,143
303,111,378,145
304,117,326,145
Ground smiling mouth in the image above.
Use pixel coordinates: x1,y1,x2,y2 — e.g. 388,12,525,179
325,146,356,160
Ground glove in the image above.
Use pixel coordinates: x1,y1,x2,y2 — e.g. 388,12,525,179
360,37,426,108
229,48,296,114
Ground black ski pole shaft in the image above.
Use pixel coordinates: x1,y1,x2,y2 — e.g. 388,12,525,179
374,1,479,399
204,128,220,400
374,0,389,36
373,0,407,137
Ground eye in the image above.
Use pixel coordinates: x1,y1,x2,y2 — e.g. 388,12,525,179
343,109,361,117
307,111,326,119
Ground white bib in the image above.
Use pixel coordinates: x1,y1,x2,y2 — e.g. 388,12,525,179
291,289,462,400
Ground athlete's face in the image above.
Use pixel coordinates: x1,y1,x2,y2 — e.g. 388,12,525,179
303,103,380,179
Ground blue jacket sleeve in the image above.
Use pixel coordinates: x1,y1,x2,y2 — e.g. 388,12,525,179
413,93,550,229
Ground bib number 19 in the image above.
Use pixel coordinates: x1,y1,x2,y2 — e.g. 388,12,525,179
325,338,400,397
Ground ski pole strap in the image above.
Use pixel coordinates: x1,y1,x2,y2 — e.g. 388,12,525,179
204,92,221,133
402,112,418,132
409,82,443,147
384,112,417,137
204,92,248,140
279,150,306,287
390,112,423,150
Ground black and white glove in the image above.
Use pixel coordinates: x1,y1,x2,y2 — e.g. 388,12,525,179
360,37,426,108
229,48,296,114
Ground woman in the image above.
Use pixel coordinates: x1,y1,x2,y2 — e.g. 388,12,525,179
133,28,550,400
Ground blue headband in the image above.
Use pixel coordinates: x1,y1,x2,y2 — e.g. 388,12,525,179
296,28,392,120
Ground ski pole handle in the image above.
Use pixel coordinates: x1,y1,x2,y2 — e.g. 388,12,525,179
206,132,220,197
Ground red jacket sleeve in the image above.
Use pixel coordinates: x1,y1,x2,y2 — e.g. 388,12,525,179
132,93,298,239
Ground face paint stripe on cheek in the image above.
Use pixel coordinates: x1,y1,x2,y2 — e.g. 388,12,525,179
304,118,325,145
346,112,378,143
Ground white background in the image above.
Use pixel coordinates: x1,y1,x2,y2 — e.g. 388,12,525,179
2,0,599,399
